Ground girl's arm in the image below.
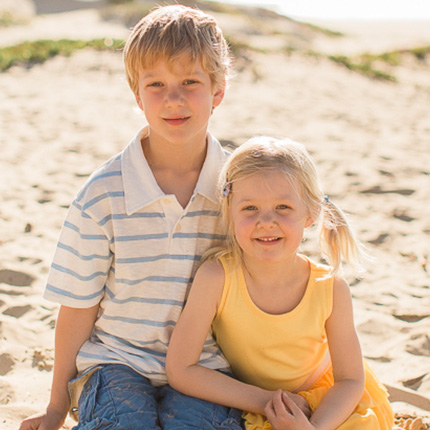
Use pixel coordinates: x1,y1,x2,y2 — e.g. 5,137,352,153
264,278,364,430
308,277,365,429
19,305,99,430
166,259,274,415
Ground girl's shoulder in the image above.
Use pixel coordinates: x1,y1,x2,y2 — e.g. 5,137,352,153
195,257,226,286
299,254,333,280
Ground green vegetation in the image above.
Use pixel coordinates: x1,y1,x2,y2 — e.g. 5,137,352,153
409,45,430,60
0,38,124,72
328,55,397,82
328,46,430,82
0,11,27,27
302,22,344,37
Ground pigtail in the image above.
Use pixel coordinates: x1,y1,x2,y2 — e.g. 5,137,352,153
317,197,365,276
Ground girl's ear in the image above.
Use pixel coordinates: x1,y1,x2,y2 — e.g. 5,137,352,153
305,214,315,229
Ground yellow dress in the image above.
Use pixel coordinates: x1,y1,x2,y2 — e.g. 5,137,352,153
212,255,394,430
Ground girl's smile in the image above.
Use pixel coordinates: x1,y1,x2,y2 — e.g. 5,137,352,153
230,171,313,266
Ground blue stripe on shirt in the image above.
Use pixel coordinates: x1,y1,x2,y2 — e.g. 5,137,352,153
45,284,103,301
98,212,165,226
185,210,220,217
116,254,201,264
101,314,176,327
51,263,107,281
113,275,190,286
82,191,125,211
94,331,167,358
57,242,111,261
64,221,107,240
115,233,168,242
78,349,164,370
94,328,170,349
107,295,183,306
76,170,122,202
172,232,226,240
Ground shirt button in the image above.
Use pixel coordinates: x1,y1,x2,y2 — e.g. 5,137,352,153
176,224,182,232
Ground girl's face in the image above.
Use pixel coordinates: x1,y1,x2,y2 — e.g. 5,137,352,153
230,171,314,266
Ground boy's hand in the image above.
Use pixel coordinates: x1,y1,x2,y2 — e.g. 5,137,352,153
19,405,67,430
265,390,315,430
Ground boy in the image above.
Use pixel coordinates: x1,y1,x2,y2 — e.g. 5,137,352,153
20,5,243,430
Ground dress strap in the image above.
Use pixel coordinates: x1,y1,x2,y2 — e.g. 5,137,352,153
292,350,331,393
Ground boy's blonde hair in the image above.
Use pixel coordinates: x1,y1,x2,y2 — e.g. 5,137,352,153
123,4,232,98
212,136,364,276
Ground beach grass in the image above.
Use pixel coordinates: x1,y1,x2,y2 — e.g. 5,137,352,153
0,38,124,72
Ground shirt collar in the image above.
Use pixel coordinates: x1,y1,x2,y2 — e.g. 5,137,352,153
121,127,227,215
193,132,228,204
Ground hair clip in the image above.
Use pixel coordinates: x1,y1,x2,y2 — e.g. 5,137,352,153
222,181,232,197
323,195,330,205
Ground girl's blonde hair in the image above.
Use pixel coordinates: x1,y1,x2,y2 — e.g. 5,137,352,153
209,136,364,276
123,4,232,98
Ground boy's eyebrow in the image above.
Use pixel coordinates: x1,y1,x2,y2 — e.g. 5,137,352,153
140,69,206,79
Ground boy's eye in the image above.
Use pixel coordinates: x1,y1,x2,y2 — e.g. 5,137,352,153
148,82,163,87
277,204,291,210
183,79,199,85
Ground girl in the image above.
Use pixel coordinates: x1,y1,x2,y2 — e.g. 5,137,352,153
166,137,394,430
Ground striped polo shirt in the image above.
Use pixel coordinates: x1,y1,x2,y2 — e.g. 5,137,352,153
44,126,230,385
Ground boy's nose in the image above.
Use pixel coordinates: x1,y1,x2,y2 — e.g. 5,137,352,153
165,87,184,107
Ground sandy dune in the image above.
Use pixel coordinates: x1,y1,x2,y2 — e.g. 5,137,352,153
0,2,429,429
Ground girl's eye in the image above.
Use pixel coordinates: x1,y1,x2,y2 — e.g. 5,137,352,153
243,205,257,211
184,79,199,85
147,82,163,88
277,204,291,210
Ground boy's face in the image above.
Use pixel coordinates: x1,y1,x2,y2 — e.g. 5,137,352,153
135,53,225,149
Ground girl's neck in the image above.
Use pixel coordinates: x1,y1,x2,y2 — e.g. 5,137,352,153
242,253,300,286
241,253,311,315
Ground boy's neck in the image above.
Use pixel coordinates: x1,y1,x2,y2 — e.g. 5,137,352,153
141,133,208,208
142,134,207,172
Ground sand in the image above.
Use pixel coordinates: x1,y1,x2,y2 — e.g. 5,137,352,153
0,1,429,429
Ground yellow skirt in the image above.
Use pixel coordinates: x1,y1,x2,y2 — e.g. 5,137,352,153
243,361,394,430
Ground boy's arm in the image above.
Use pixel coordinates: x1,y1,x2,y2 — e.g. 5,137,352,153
166,259,273,415
20,304,99,430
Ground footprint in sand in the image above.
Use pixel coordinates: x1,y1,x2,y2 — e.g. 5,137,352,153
0,353,15,376
32,348,54,371
393,314,429,323
0,379,15,404
392,209,416,222
0,269,35,287
2,304,33,318
405,334,430,357
367,233,390,245
360,185,415,196
401,373,428,391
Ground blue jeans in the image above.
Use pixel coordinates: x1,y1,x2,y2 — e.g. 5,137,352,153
72,364,244,430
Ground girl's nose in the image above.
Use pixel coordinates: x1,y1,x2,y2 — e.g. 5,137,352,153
257,211,276,228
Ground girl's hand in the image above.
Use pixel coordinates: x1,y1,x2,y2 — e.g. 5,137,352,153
265,390,315,430
286,392,311,418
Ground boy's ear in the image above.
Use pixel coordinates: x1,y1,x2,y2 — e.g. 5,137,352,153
135,95,144,112
212,82,226,109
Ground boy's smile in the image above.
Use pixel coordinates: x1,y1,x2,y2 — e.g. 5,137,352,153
135,53,224,151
